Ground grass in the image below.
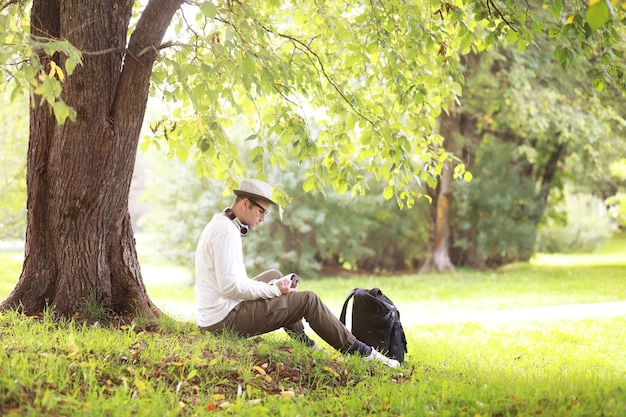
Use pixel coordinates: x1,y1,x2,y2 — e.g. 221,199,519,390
1,312,624,416
0,233,625,416
412,318,626,416
145,233,626,323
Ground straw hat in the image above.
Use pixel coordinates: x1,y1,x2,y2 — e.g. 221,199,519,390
233,179,277,206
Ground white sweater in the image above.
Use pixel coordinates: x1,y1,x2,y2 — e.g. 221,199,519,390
194,213,281,327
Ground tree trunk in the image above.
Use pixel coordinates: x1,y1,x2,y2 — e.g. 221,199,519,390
1,0,183,320
419,109,457,274
419,53,482,274
525,142,567,253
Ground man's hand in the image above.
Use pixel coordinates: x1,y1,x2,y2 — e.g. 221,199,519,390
274,275,298,295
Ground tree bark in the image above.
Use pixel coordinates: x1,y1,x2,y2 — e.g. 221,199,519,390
419,53,483,274
1,0,183,320
419,109,457,274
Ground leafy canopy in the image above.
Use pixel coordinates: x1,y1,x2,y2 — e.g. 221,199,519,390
1,0,626,206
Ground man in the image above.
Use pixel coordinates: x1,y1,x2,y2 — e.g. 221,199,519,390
195,178,400,368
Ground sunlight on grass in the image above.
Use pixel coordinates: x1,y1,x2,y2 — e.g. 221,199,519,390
532,231,625,266
531,253,625,266
409,317,626,416
597,231,626,254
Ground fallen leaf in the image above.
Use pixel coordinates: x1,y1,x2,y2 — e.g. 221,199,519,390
252,366,267,376
280,390,295,399
382,397,390,410
323,366,339,377
66,343,80,359
134,379,146,391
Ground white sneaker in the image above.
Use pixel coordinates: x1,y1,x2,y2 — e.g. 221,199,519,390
310,343,324,351
364,349,400,368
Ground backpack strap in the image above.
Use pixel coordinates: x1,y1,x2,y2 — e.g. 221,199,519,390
339,288,359,325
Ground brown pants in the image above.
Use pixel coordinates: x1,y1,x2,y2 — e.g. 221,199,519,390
200,269,356,352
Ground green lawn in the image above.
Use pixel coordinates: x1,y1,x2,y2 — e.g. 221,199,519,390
144,232,626,323
0,233,624,416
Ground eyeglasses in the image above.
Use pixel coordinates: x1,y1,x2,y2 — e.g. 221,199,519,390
248,199,269,217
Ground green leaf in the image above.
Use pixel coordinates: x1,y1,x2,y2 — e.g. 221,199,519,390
140,137,151,152
10,84,23,102
199,1,217,19
242,53,255,75
198,138,210,152
303,176,316,193
506,28,518,45
586,1,610,30
383,186,394,200
252,152,263,164
176,145,189,162
592,78,607,92
551,0,563,19
52,101,71,124
186,369,198,380
555,46,568,67
64,48,82,76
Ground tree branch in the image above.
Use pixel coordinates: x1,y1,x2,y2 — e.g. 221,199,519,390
273,30,379,127
0,0,24,12
486,0,517,32
80,47,128,56
211,9,380,126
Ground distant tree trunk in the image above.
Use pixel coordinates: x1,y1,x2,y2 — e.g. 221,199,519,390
420,108,457,274
525,141,568,252
419,53,481,274
1,0,183,319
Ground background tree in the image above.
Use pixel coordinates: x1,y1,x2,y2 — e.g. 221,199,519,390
419,51,481,273
606,158,626,229
138,153,430,276
419,1,626,270
407,0,626,272
419,108,459,273
450,14,626,266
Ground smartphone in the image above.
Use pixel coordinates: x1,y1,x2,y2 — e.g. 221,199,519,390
290,273,300,288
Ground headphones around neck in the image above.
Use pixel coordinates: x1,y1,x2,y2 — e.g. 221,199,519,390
224,207,250,237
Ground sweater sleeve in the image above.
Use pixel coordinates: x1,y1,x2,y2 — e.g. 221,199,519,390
211,219,281,300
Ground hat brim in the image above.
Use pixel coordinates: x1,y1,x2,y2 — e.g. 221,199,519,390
233,190,278,206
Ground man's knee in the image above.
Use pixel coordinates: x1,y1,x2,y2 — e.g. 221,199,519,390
298,290,322,309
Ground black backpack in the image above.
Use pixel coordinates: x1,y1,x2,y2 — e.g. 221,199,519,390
339,287,408,363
